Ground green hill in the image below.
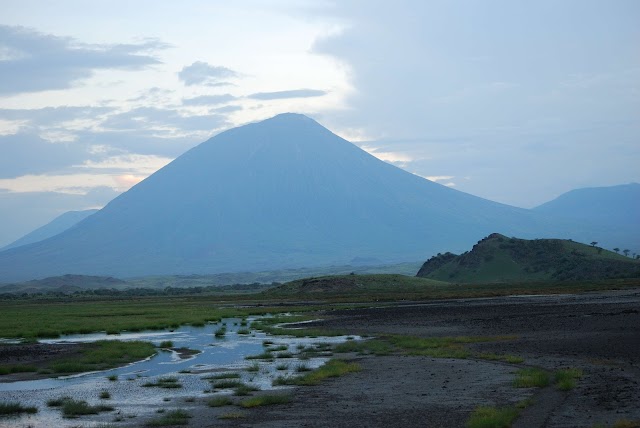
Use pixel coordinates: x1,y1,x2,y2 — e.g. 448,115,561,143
416,233,640,283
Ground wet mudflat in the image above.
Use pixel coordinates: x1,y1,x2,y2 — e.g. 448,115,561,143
212,289,640,428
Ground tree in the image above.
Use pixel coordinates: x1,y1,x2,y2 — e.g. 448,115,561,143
590,241,598,247
623,249,630,257
613,248,620,254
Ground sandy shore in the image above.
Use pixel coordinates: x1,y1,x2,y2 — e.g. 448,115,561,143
202,289,640,428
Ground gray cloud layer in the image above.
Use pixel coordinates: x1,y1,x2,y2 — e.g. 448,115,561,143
314,1,640,206
248,89,327,100
0,25,168,95
182,94,237,106
178,62,239,86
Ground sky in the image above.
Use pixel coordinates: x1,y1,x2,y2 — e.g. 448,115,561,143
0,0,638,247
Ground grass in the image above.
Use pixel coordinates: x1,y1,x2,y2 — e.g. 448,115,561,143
274,359,361,386
246,363,260,372
142,376,182,389
0,364,38,375
513,368,550,388
107,374,118,381
212,380,244,389
333,339,393,356
146,409,191,426
237,328,251,335
99,390,111,399
208,396,233,407
268,344,288,352
0,401,38,415
276,363,288,371
554,368,583,391
335,335,518,360
214,327,226,338
0,298,273,339
1,278,634,340
240,394,291,408
250,315,342,338
476,353,524,364
50,340,155,374
159,340,173,348
612,420,640,428
47,397,114,418
204,372,240,380
466,405,519,428
245,351,274,361
234,384,260,396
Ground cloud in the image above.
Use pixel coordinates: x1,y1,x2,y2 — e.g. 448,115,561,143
360,145,414,164
247,89,327,100
182,94,237,106
0,187,119,247
0,133,91,178
178,61,239,86
101,107,229,133
75,154,173,175
0,106,112,131
0,25,168,95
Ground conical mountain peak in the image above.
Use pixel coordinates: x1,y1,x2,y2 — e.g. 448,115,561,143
0,114,583,281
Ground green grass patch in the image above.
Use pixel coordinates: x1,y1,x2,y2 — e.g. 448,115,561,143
612,420,640,428
274,359,361,386
107,374,118,381
0,401,38,415
142,376,182,389
245,351,274,361
51,340,155,374
276,363,288,371
212,380,244,389
214,327,226,338
240,394,291,408
246,363,260,372
333,339,393,356
159,340,173,348
233,384,260,396
0,364,38,375
513,368,550,388
99,390,111,399
146,409,191,426
237,328,251,335
203,372,240,380
554,368,583,391
52,398,114,418
466,405,519,428
476,353,524,364
208,396,233,407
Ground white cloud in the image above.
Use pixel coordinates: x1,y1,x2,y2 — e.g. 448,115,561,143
360,145,414,163
75,154,172,174
0,173,138,194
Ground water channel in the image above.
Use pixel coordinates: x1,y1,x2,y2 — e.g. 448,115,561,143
0,316,356,427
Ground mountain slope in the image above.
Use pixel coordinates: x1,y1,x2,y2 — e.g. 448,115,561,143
2,209,98,251
416,233,640,283
533,183,639,250
0,114,598,282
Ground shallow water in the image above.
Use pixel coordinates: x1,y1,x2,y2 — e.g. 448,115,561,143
0,317,356,427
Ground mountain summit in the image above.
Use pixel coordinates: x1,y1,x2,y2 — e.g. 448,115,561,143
0,114,577,281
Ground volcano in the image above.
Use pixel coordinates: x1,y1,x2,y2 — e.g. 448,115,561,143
0,113,571,281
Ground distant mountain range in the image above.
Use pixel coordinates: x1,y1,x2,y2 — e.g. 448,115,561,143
416,233,640,283
1,209,98,251
0,114,637,282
